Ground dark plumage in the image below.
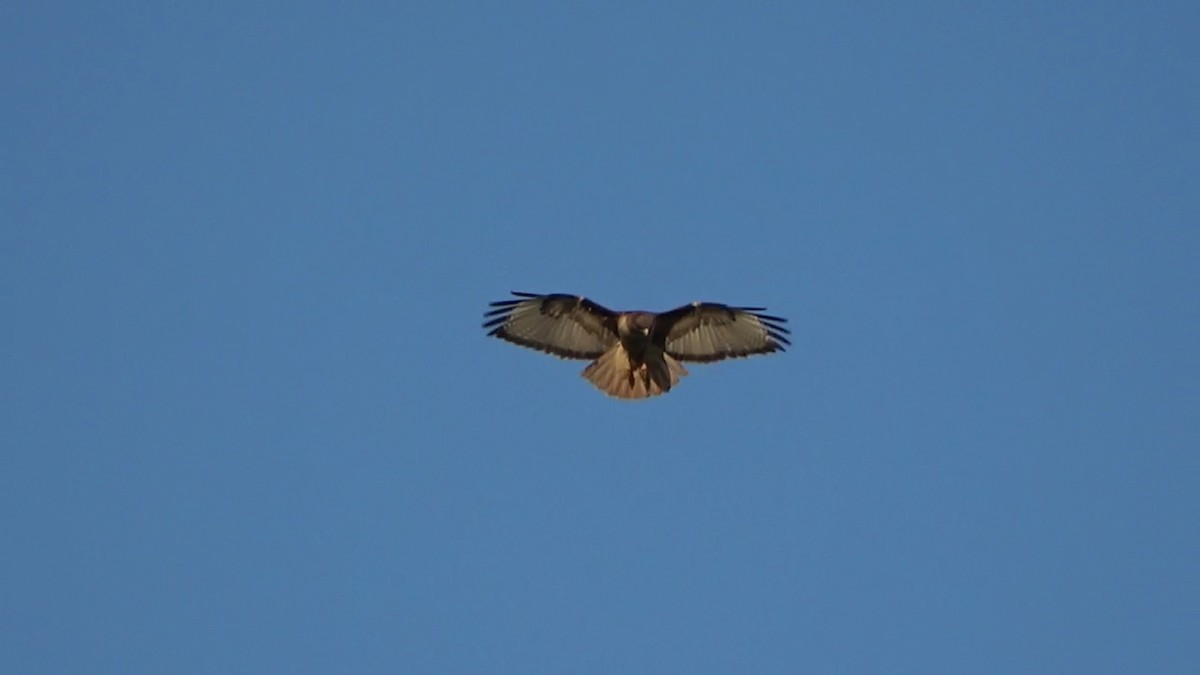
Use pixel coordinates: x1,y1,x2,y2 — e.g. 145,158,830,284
483,291,789,399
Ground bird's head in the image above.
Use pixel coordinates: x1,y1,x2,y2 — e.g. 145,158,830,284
618,312,655,338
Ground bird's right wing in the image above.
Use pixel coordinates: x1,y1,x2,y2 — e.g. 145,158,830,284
483,292,619,359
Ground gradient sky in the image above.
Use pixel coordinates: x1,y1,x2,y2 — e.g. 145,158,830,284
4,3,1197,673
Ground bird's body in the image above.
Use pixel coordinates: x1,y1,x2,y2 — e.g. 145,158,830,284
483,292,789,399
582,311,687,398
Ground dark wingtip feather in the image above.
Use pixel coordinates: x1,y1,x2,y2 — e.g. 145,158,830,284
485,305,518,316
743,306,792,349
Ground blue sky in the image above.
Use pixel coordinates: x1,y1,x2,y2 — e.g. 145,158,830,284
3,3,1197,672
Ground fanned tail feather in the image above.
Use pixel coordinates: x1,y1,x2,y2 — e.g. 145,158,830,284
581,345,689,399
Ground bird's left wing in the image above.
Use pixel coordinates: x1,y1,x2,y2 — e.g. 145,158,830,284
656,302,790,363
483,292,618,359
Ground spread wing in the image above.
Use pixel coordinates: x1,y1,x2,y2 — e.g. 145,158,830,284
483,291,619,359
655,302,790,363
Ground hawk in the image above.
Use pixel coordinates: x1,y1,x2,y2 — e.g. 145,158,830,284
483,291,790,399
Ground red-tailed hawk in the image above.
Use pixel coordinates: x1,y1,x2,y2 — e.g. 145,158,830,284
483,291,790,399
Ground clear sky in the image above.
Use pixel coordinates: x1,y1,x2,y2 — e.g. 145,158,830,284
4,3,1197,673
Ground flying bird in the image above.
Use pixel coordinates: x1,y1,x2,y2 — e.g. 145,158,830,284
483,291,790,399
